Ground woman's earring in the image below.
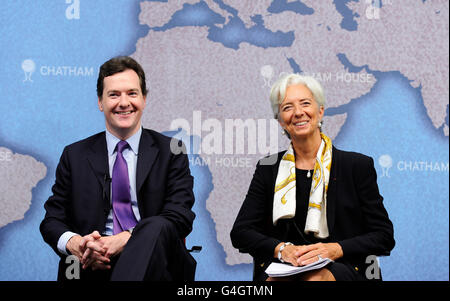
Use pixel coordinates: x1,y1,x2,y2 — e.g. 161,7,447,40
318,121,323,128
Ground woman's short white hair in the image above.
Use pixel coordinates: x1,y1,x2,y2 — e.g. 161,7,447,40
269,73,326,119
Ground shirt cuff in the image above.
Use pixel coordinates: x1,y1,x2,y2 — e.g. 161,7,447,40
57,231,79,256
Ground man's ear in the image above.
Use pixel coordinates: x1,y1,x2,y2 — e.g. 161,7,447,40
98,97,103,112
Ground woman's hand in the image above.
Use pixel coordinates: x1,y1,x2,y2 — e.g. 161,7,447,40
275,242,343,266
295,242,343,266
274,243,300,266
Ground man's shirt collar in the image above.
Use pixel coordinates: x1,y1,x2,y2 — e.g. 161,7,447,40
105,127,142,156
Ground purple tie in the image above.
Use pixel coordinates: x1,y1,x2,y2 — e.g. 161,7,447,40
112,140,137,234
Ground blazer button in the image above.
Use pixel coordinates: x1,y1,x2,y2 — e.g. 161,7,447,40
354,267,359,271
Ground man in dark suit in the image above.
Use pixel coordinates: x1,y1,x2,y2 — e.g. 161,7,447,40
40,56,196,281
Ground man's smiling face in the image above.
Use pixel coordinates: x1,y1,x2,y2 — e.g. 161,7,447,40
98,69,146,140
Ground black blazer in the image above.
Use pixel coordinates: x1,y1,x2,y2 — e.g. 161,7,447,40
40,128,195,277
230,146,395,280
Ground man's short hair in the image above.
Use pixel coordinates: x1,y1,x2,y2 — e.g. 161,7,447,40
97,56,148,98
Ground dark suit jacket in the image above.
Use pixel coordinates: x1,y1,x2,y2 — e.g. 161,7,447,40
40,128,195,279
230,146,395,280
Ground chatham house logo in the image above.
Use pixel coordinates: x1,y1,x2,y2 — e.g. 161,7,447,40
22,59,36,82
21,58,94,83
378,154,393,178
378,154,449,177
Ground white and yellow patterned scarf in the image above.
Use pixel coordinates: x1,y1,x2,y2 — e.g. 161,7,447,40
273,133,332,239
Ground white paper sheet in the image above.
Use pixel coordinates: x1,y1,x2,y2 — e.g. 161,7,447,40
265,258,333,277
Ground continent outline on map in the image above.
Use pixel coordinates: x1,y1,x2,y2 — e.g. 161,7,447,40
134,0,448,265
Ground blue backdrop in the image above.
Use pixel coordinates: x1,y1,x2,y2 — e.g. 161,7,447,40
0,0,448,281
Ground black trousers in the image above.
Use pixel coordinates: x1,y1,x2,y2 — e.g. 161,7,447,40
59,216,196,281
111,216,196,281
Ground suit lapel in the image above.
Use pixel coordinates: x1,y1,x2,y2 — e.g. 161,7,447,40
86,132,110,209
326,146,338,235
271,152,284,187
85,129,159,217
136,129,159,194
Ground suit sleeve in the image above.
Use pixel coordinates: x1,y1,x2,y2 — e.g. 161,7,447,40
230,162,281,261
338,156,395,257
158,142,195,239
39,146,74,256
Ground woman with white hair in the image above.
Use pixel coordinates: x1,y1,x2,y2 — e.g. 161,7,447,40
230,73,395,281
